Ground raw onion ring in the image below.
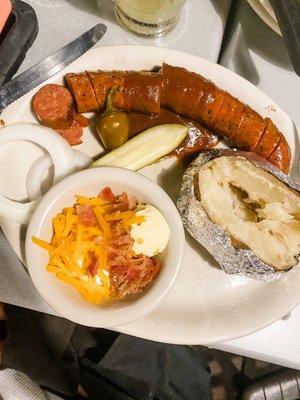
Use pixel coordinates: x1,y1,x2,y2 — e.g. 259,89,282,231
0,123,76,224
26,150,92,201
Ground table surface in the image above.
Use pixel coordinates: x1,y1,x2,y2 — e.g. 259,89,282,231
1,0,300,370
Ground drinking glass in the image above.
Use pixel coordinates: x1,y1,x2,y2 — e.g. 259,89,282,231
114,0,187,37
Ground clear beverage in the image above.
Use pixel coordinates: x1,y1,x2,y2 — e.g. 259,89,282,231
115,0,186,37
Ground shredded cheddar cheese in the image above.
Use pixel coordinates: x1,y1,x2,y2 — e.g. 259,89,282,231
32,189,145,305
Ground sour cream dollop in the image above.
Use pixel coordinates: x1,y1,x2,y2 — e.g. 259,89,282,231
131,204,170,257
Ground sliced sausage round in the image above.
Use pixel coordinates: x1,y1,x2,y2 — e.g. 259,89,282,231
32,84,74,129
56,119,83,146
75,113,90,127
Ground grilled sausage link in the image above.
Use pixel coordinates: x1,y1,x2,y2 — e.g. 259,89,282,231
65,65,291,173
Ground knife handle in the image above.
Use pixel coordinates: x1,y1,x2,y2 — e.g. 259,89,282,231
0,0,38,86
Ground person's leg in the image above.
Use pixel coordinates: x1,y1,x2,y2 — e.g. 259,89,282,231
2,305,79,396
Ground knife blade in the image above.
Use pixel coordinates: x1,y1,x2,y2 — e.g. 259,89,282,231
0,23,107,112
269,0,300,76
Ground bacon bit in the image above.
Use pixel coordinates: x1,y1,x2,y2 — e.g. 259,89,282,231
108,246,129,256
110,265,127,282
88,254,99,277
127,195,137,210
98,186,116,203
116,192,137,210
126,267,141,281
75,204,97,227
111,233,132,246
110,256,160,298
110,255,126,265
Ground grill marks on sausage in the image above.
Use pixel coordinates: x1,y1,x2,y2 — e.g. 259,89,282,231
254,118,281,159
213,93,248,142
65,73,98,113
87,71,125,111
267,136,291,174
235,108,265,151
68,70,163,116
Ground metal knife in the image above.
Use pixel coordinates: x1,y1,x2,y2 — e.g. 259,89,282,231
269,0,300,76
0,23,107,113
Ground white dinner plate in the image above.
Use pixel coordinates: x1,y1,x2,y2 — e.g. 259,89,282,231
1,45,299,344
247,0,281,36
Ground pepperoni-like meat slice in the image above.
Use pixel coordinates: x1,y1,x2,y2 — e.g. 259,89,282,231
56,119,83,146
32,84,74,129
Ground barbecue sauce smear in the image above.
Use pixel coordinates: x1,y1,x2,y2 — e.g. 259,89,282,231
127,109,219,160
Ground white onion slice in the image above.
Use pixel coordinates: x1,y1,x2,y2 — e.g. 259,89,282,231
26,150,92,201
0,123,76,224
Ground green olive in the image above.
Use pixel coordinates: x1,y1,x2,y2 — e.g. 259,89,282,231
96,87,129,151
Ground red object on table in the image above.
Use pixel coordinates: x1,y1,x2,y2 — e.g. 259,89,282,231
0,0,12,33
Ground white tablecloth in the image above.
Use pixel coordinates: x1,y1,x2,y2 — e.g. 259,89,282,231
18,0,229,73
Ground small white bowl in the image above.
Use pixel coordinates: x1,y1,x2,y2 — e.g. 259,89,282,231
25,167,185,328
